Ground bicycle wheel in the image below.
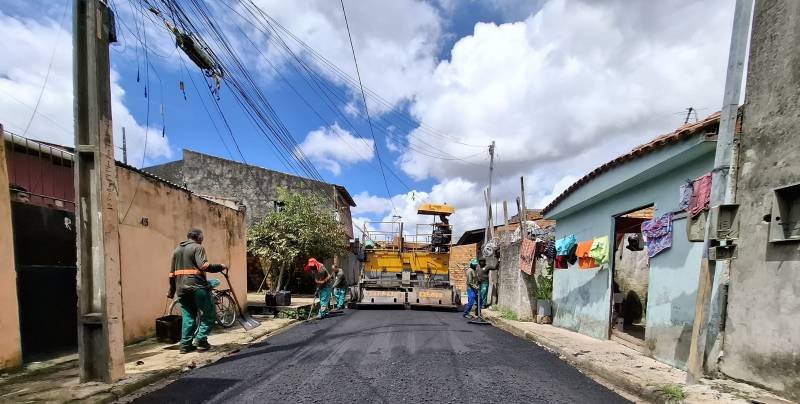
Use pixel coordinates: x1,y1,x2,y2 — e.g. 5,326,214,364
215,293,237,328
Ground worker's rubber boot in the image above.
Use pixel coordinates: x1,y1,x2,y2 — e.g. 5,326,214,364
194,339,212,351
180,345,197,354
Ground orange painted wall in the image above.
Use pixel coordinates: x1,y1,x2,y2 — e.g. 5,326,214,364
116,167,247,344
0,131,22,369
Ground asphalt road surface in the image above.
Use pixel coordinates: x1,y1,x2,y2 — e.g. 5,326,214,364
133,309,630,403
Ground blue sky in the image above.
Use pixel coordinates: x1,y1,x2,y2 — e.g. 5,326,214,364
0,0,736,236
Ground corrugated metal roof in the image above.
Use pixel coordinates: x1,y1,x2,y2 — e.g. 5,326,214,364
541,112,721,216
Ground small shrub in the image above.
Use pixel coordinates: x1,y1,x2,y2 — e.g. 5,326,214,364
657,384,686,402
497,306,519,321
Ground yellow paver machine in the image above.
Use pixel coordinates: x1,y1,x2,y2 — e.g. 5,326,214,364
353,203,460,309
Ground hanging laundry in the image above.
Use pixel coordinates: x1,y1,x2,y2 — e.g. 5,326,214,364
688,173,712,217
555,234,578,269
589,236,610,266
687,210,707,242
679,181,694,210
555,235,577,255
641,212,674,258
576,240,598,269
519,238,536,275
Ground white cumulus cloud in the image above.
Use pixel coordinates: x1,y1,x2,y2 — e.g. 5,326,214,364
0,11,172,165
298,123,374,175
400,0,734,210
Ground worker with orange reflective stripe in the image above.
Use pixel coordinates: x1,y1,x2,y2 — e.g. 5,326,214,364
167,228,227,354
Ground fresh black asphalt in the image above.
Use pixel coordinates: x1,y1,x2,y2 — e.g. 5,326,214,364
133,309,630,403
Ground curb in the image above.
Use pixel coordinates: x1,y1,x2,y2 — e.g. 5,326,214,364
486,315,664,403
95,319,299,403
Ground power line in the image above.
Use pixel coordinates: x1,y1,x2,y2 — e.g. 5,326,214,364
339,0,396,214
22,0,70,136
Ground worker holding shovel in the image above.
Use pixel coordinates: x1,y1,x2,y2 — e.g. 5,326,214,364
331,264,347,310
168,228,227,354
306,258,333,319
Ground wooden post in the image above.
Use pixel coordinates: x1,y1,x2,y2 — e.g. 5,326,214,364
519,177,527,239
73,0,125,382
503,200,509,228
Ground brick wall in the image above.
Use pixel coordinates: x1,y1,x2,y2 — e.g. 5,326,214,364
448,243,478,293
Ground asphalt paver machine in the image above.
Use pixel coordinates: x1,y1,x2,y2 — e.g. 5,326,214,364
353,204,460,309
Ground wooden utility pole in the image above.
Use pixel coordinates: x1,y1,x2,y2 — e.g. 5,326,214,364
519,177,527,239
73,0,125,383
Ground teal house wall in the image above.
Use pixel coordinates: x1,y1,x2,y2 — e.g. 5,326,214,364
544,122,721,370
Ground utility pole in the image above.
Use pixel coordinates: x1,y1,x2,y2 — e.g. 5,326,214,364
485,141,496,243
686,0,752,384
73,0,125,383
121,126,127,164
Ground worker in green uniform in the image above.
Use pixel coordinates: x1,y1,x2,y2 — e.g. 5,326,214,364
463,259,480,318
477,258,490,308
306,258,333,318
167,228,227,354
331,264,347,310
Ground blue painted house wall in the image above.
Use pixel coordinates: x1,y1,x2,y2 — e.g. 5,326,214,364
546,134,721,369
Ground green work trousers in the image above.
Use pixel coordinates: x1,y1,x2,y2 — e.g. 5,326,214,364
333,287,347,310
480,281,489,308
318,286,332,316
179,287,215,348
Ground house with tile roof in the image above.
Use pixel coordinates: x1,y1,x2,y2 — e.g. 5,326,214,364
541,113,721,371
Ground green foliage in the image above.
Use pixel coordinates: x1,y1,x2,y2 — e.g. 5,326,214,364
247,189,347,290
535,263,554,300
657,384,687,402
497,306,519,321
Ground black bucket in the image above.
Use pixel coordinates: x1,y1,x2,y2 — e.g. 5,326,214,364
155,315,182,343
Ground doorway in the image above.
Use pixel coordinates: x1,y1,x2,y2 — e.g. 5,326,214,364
12,202,78,363
611,205,653,343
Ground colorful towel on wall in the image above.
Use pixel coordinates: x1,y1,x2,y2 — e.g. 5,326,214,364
576,240,597,269
641,212,673,258
589,236,610,266
688,173,712,217
555,234,577,255
519,238,536,275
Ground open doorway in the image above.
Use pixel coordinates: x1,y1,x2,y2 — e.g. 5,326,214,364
611,205,653,344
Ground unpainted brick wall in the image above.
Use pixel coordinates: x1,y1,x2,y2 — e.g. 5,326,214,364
448,243,478,293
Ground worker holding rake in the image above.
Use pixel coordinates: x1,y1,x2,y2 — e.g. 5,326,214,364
306,258,333,319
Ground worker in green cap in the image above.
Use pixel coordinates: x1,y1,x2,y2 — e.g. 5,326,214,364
477,257,490,308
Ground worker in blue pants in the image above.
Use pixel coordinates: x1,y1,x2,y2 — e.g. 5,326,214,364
463,260,480,318
477,258,490,308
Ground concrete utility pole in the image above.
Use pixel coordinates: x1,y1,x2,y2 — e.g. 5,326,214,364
73,0,126,383
485,141,496,240
686,0,753,384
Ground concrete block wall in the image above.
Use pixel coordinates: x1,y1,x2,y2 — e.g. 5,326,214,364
448,243,477,293
497,241,537,321
720,2,800,400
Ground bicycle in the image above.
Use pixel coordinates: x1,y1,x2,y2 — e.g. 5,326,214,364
169,278,237,328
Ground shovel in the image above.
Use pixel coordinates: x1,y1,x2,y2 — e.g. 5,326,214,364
221,269,261,331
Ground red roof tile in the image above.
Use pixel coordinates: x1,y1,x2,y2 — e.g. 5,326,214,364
541,112,720,216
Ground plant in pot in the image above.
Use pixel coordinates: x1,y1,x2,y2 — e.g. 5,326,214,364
534,263,554,324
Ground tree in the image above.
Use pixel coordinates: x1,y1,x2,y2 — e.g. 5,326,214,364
247,189,348,292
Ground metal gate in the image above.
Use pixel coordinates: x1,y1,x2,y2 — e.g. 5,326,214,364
12,202,78,363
